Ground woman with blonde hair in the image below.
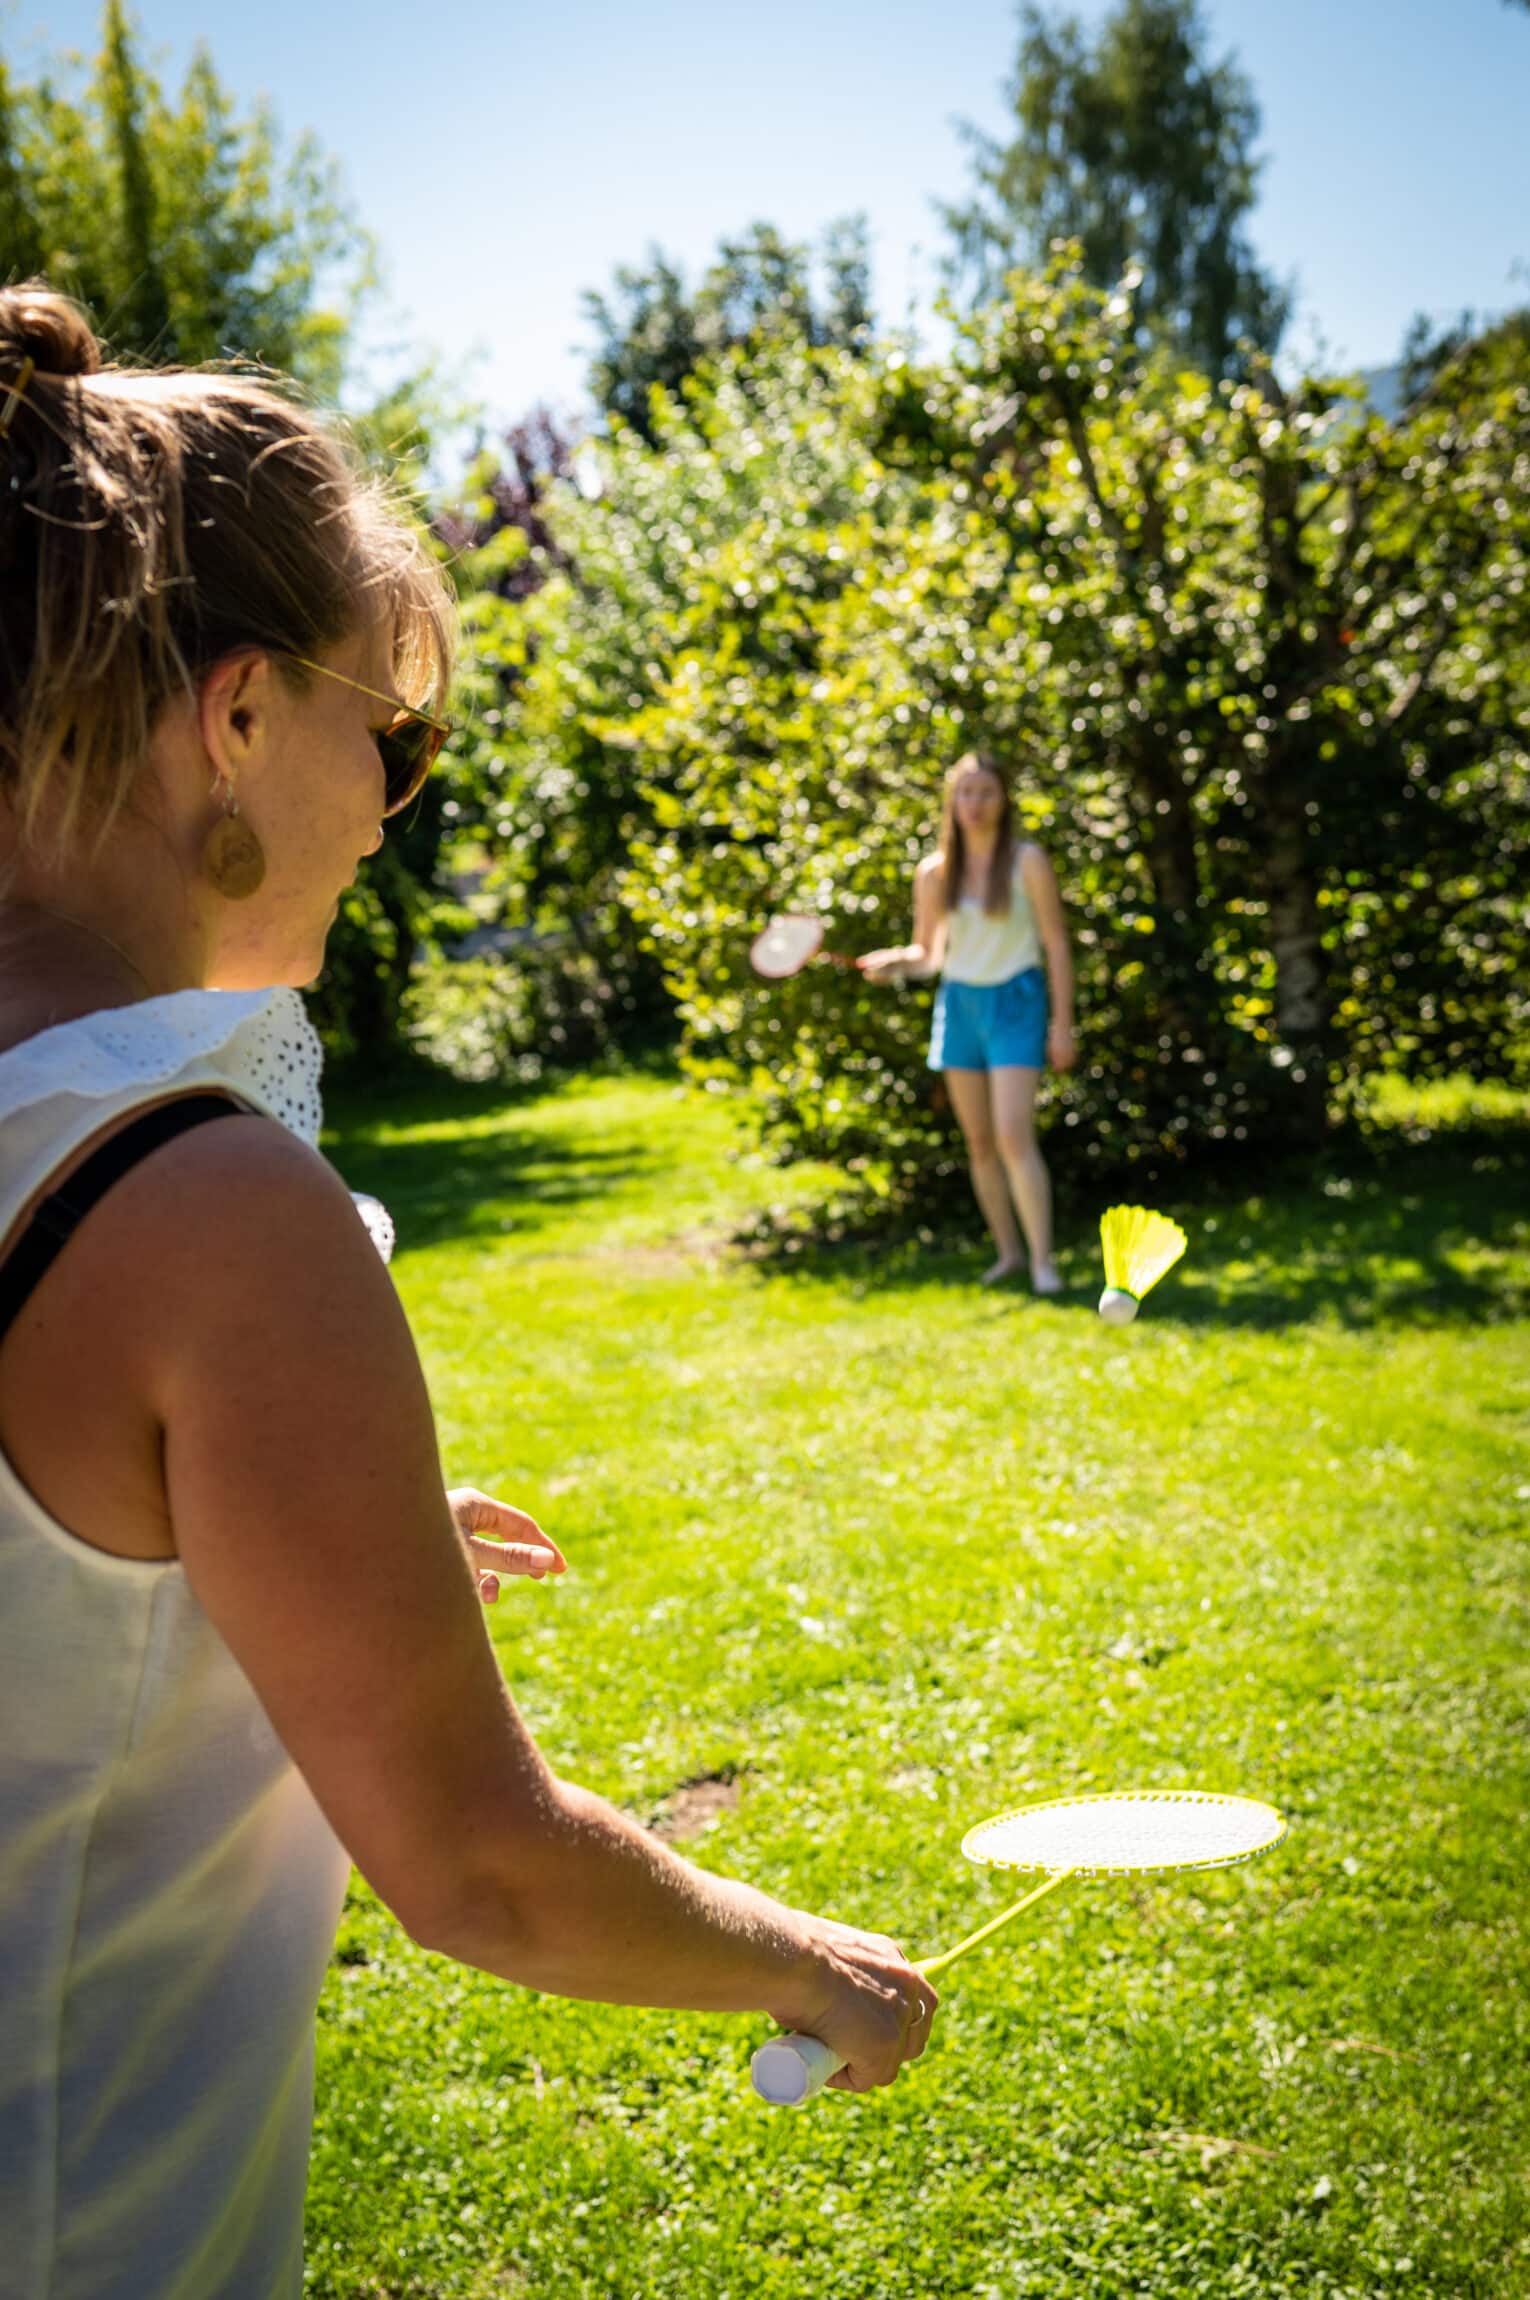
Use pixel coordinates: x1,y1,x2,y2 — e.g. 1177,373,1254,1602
0,286,935,2299
859,750,1076,1288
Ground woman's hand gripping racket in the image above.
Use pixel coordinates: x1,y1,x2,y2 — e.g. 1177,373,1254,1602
751,1789,1286,2106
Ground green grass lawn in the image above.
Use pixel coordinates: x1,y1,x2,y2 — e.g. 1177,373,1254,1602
306,1072,1528,2299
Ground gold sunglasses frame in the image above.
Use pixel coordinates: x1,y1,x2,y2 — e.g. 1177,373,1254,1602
280,652,453,817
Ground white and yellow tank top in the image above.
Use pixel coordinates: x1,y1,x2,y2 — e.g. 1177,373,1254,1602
941,846,1042,985
0,989,368,2300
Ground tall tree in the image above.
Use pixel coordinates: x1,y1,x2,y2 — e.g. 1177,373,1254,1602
583,216,873,443
0,1,369,393
943,0,1285,376
98,0,171,351
0,62,43,280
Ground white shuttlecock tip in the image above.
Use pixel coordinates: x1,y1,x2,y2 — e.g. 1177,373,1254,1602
1098,1287,1140,1325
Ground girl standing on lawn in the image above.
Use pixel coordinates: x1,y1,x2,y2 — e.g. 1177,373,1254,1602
0,284,935,2300
858,750,1076,1290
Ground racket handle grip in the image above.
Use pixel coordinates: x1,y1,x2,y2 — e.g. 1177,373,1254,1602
750,2033,844,2105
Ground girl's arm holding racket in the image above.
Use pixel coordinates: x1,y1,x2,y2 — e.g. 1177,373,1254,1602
858,854,945,983
1020,842,1077,1073
127,1119,934,2089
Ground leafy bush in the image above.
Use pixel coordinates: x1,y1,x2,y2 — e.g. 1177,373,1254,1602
404,945,622,1086
399,255,1527,1217
494,259,1528,1213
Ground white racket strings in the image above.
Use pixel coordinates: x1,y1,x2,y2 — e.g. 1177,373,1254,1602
964,1790,1286,1875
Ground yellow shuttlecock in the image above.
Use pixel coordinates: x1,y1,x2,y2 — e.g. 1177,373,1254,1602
1098,1205,1187,1324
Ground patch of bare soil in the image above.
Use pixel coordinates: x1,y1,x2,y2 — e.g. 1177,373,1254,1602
649,1766,747,1843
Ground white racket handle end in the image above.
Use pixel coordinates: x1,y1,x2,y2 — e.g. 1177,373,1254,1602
751,2033,844,2105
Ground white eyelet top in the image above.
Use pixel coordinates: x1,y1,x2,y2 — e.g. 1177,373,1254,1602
0,988,386,2299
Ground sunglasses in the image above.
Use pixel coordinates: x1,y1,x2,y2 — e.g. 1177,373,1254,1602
279,652,453,816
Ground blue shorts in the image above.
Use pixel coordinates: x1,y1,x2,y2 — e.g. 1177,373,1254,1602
928,966,1049,1072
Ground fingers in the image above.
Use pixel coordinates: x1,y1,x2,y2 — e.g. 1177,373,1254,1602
448,1486,550,1545
467,1534,566,1580
809,1940,940,2094
447,1486,568,1580
903,1975,940,2063
830,1979,938,2093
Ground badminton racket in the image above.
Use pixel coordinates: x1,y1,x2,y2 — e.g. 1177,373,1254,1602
749,914,858,980
751,1788,1286,2106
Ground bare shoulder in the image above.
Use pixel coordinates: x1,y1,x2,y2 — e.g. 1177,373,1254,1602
87,1110,408,1399
0,1106,409,1562
915,851,944,881
115,1111,387,1295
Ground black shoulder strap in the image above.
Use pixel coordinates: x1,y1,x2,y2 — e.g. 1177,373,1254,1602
0,1092,247,1346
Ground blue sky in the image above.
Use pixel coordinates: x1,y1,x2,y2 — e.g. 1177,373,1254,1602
10,0,1530,424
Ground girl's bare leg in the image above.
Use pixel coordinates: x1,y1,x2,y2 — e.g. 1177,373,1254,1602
989,1066,1060,1291
944,1068,1025,1281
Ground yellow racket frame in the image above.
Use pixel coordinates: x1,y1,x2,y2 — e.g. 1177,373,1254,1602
919,1789,1287,1980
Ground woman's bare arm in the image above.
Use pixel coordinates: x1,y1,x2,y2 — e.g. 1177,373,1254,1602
111,1120,933,2084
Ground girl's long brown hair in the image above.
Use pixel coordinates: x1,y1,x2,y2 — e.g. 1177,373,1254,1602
937,751,1016,916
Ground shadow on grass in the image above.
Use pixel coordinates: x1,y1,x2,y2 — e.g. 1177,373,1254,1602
321,1068,668,1253
741,1126,1530,1333
319,1056,1527,1329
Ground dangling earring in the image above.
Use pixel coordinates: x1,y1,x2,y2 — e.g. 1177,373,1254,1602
202,779,266,900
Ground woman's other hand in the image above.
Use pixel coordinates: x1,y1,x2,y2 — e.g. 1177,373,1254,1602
856,947,910,985
1047,1020,1077,1073
448,1486,566,1604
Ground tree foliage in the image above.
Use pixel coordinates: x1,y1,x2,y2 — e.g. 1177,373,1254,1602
873,268,1529,1153
0,0,368,393
942,0,1285,377
583,217,874,443
491,258,1527,1206
409,410,706,1081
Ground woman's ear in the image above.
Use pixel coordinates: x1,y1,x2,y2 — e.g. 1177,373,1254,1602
197,653,271,782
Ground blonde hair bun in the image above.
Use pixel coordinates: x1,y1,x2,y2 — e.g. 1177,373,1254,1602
0,283,101,379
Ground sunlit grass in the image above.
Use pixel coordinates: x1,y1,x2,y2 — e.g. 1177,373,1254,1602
305,1073,1528,2298
1356,1072,1529,1132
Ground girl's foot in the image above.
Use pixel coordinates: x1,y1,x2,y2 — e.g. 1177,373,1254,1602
1031,1259,1064,1296
980,1255,1027,1287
